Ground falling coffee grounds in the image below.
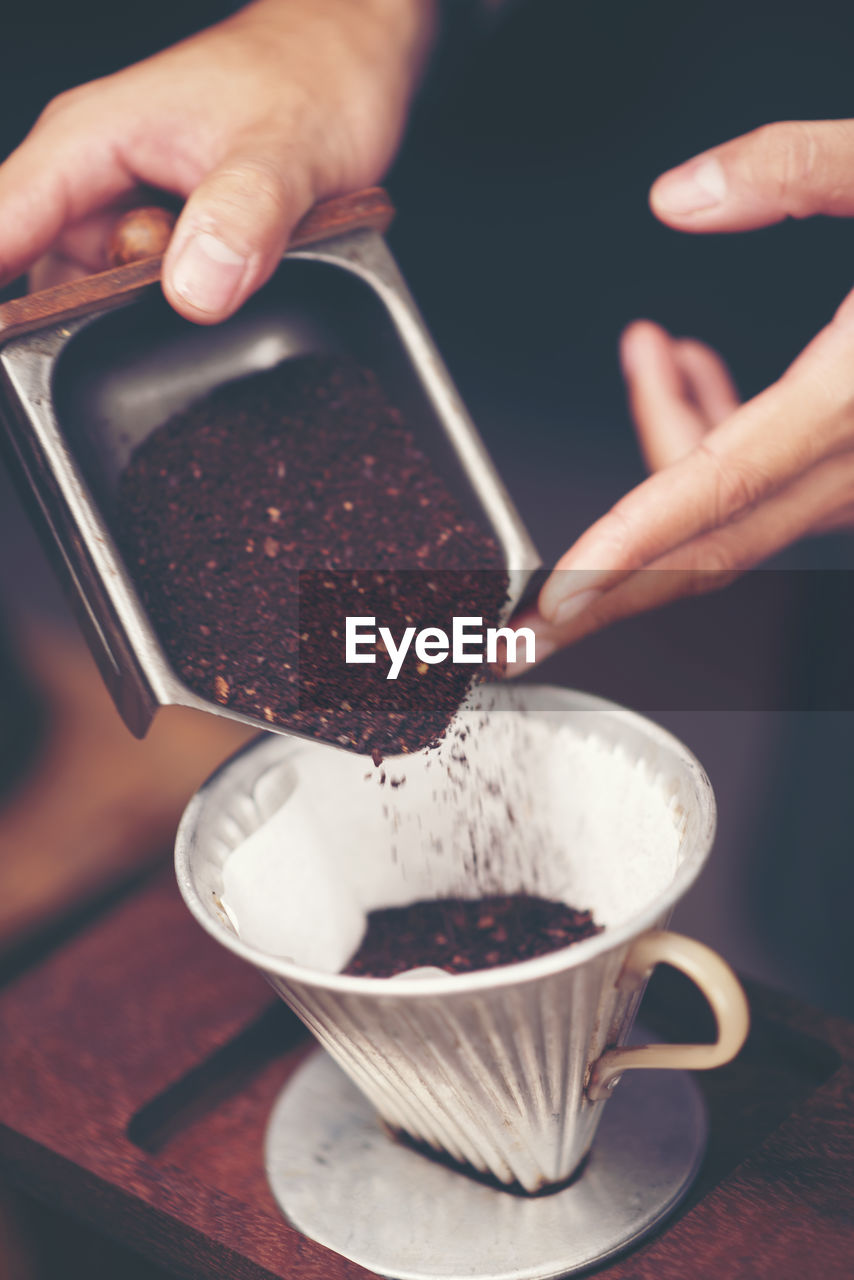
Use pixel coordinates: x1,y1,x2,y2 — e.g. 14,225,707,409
343,894,602,977
117,355,508,755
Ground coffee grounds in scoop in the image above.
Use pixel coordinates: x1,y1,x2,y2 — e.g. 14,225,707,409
116,354,508,755
343,894,602,977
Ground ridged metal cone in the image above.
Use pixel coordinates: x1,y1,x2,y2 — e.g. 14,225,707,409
176,686,715,1193
266,940,662,1190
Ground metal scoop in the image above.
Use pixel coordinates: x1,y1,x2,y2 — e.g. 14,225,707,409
0,190,540,740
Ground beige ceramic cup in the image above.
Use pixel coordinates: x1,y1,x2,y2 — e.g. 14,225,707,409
175,686,749,1193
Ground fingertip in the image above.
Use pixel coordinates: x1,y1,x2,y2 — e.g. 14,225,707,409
648,172,676,221
538,564,610,627
537,575,565,627
649,155,727,224
160,153,311,325
621,318,665,340
619,331,639,381
673,336,720,363
162,229,252,324
494,610,559,677
672,337,740,422
619,319,669,378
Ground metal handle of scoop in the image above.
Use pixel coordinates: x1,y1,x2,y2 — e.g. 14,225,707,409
0,190,396,348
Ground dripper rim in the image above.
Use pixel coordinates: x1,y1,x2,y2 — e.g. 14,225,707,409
174,685,717,998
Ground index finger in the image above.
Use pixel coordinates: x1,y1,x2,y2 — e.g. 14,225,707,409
0,104,129,285
650,119,854,233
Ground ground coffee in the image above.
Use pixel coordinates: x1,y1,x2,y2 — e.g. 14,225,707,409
343,894,602,977
117,354,508,755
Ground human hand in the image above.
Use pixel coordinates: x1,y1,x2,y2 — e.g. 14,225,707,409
511,120,854,670
0,0,435,321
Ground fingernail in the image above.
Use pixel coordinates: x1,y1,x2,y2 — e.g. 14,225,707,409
551,588,602,628
171,232,247,314
533,635,555,664
505,633,556,677
653,156,727,215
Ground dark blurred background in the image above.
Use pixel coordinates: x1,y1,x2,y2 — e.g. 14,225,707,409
1,1,854,1274
386,0,854,1022
1,0,852,1062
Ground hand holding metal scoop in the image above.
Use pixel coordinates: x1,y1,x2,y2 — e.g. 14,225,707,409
0,190,540,743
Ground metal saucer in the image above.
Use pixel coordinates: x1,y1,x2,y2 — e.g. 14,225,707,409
265,1049,707,1280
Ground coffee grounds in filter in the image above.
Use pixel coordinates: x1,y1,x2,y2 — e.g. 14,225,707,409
343,894,602,977
116,354,508,755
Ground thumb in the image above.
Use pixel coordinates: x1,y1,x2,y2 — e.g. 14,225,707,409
649,120,854,232
161,147,312,324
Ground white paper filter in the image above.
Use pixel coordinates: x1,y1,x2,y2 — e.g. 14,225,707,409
221,696,684,972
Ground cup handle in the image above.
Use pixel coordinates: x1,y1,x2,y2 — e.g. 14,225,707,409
586,930,750,1102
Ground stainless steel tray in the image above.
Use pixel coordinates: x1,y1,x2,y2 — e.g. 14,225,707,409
0,201,540,740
